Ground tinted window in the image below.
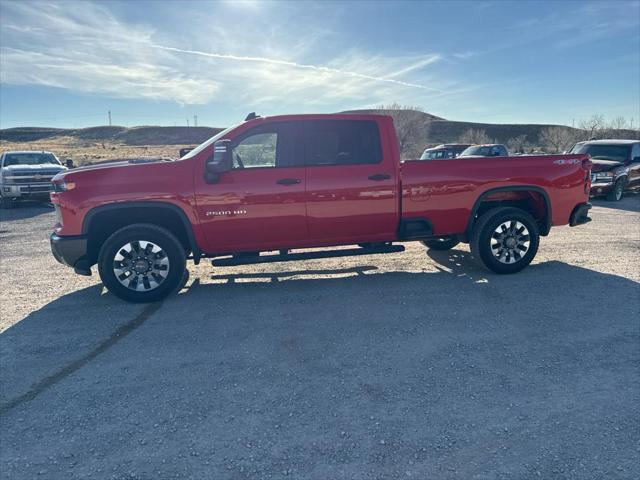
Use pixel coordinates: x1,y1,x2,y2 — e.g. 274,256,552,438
631,143,640,161
304,120,382,166
231,123,299,168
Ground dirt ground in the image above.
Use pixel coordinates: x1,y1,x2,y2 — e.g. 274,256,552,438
0,196,638,479
0,138,193,166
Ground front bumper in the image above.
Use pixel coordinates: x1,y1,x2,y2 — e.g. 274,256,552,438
569,202,592,227
2,183,53,199
50,233,92,275
590,181,614,195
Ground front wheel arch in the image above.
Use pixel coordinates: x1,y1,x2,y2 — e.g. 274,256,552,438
84,202,200,265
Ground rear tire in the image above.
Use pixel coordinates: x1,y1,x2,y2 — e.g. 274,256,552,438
422,236,460,251
98,224,186,303
606,179,624,201
470,207,539,274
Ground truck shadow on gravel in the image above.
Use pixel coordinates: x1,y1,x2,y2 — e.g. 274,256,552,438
1,258,639,478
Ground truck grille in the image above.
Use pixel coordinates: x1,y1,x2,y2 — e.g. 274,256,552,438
3,171,60,184
20,185,52,193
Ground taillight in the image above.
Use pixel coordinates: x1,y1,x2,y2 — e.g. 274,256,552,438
582,158,591,194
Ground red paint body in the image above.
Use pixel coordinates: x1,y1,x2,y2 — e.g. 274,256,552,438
51,114,590,255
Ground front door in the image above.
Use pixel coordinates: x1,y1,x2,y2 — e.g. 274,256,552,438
194,122,308,253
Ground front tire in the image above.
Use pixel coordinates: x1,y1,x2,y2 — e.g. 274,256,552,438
98,224,187,303
470,207,540,274
606,178,624,201
422,236,460,251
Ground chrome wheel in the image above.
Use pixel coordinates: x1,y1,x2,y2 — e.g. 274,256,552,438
490,220,530,264
113,240,170,291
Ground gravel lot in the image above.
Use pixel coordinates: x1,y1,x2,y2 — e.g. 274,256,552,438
1,198,639,479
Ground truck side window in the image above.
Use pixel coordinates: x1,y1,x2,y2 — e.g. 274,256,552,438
304,120,382,166
631,143,640,162
231,123,298,169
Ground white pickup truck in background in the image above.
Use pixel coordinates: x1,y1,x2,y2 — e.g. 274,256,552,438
0,151,68,208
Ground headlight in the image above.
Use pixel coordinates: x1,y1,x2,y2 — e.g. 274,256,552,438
52,180,76,192
593,172,614,180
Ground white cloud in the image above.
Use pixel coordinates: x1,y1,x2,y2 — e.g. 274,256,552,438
0,1,448,107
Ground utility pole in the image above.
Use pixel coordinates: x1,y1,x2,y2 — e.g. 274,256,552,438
186,118,190,127
108,110,112,126
194,114,198,127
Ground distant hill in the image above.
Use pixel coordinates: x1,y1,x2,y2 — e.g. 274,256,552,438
341,109,444,122
0,126,225,145
1,110,637,148
426,120,578,145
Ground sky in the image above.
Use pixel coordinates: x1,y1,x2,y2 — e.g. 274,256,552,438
0,0,639,129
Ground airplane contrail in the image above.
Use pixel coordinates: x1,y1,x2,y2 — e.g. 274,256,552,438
152,44,444,93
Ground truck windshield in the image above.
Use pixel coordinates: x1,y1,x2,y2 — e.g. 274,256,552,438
420,150,437,160
570,144,630,162
460,146,493,156
3,153,60,166
180,124,239,160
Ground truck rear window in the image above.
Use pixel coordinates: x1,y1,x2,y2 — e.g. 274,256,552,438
304,120,382,166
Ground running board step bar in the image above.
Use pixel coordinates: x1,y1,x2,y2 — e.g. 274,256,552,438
211,244,405,267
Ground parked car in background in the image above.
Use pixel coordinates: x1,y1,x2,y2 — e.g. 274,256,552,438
569,139,640,201
420,143,471,160
50,113,592,302
459,144,509,158
1,151,67,207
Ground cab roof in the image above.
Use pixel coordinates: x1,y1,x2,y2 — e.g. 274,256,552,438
575,139,639,145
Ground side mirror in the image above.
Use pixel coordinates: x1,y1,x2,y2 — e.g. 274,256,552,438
204,139,232,183
65,159,74,168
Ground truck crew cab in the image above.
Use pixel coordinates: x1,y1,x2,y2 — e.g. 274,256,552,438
50,113,592,303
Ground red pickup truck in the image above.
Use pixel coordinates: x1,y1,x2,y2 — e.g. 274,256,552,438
50,113,592,302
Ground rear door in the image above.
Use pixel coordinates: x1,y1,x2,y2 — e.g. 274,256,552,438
303,119,398,243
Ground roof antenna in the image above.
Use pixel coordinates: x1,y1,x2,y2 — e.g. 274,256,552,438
245,112,260,121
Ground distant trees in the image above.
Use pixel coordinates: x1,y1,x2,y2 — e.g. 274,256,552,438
458,128,491,145
578,115,606,140
575,115,638,141
539,127,576,153
380,103,430,159
506,135,530,154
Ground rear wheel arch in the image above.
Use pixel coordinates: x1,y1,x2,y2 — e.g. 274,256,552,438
465,186,551,241
83,201,200,265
